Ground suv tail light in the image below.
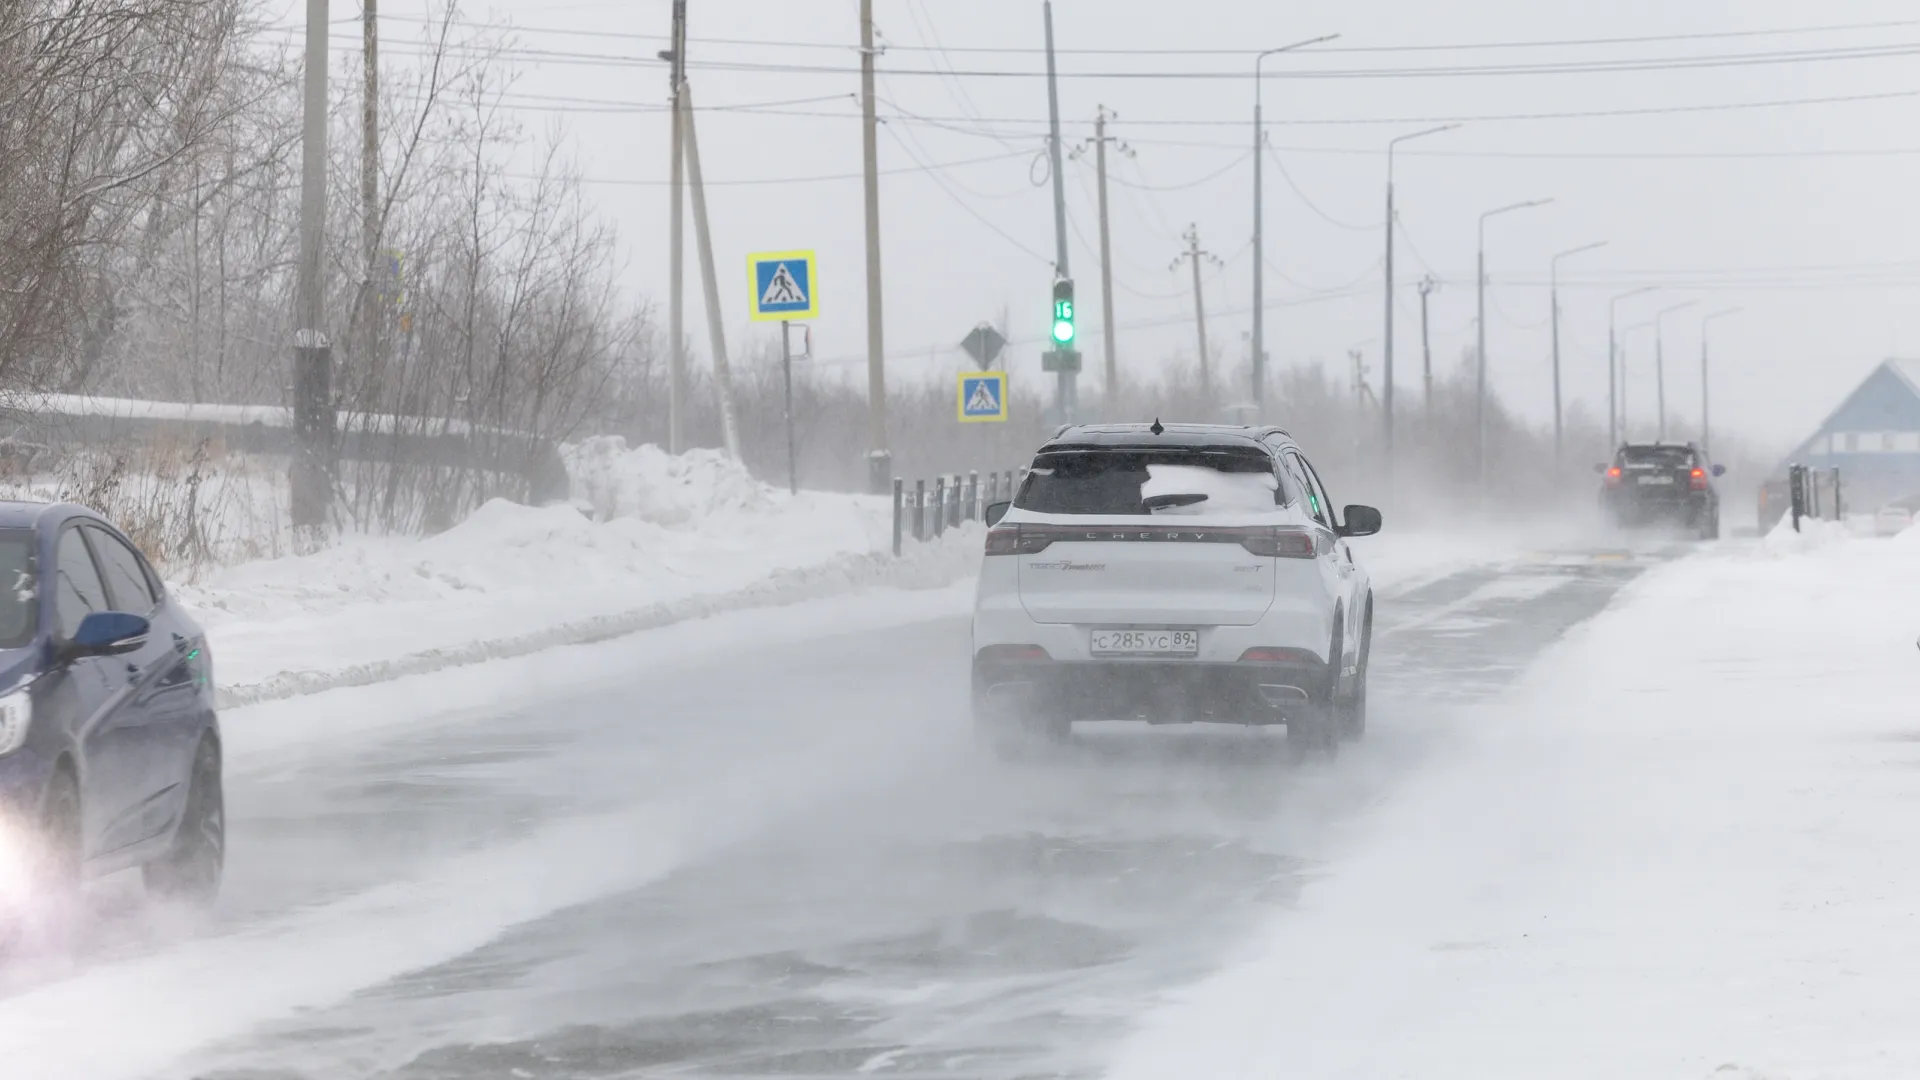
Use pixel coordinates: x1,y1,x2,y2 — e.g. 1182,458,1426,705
1604,466,1622,488
1238,526,1318,559
984,525,1063,556
1689,467,1708,490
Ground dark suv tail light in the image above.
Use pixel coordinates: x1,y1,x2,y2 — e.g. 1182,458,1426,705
1689,467,1708,491
1604,466,1622,488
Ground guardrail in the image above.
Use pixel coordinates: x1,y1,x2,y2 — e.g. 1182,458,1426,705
891,468,1025,556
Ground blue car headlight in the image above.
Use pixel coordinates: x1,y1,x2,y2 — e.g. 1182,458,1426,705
0,687,30,757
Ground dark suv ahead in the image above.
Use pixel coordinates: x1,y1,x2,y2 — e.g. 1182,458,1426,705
1597,442,1725,539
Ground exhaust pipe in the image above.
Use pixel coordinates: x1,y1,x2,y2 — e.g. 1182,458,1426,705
1256,684,1310,708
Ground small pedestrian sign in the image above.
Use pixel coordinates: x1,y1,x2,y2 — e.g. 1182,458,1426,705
958,372,1009,423
748,250,818,322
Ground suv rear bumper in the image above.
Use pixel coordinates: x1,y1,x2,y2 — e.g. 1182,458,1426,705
973,655,1329,725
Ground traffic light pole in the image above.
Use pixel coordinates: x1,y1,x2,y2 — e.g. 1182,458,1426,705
1042,1,1077,422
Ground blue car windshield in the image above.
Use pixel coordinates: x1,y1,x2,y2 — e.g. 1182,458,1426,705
0,530,35,649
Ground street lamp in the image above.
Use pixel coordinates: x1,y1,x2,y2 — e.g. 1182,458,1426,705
1654,300,1699,442
1383,123,1459,475
1549,240,1607,469
1251,33,1339,414
1621,320,1659,443
1608,287,1659,450
1700,307,1744,457
1476,197,1553,487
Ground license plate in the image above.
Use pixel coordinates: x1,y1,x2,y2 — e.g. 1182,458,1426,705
1091,629,1199,656
1637,475,1675,485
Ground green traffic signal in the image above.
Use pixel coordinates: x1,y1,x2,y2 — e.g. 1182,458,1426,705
1051,280,1075,345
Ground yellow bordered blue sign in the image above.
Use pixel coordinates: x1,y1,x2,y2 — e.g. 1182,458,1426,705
748,250,817,322
958,372,1008,423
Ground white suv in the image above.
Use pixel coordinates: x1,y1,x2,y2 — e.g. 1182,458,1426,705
971,422,1380,755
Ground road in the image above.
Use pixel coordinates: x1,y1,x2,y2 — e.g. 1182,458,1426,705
0,545,1668,1080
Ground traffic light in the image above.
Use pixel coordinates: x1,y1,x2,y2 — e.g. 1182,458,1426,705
1051,278,1076,345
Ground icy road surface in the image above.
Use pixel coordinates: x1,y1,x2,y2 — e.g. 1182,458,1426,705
0,545,1665,1080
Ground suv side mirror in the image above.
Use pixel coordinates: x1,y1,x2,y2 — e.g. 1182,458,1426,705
1338,505,1382,538
67,611,150,660
984,501,1012,527
1592,462,1609,474
1711,464,1727,478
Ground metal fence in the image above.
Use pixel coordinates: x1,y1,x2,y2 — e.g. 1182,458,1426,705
891,468,1025,556
1786,463,1844,532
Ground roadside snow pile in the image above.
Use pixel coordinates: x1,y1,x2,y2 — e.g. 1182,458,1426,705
179,446,982,706
1760,513,1854,556
563,435,772,525
1107,530,1920,1079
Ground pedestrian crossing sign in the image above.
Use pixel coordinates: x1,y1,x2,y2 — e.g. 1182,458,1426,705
748,250,818,322
958,372,1009,423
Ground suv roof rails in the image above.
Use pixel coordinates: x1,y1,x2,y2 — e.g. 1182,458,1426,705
1051,423,1074,438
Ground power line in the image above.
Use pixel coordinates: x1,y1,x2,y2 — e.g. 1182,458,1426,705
321,15,1920,58
1104,150,1253,191
536,148,1031,188
1264,142,1378,232
878,124,1052,266
292,32,1920,81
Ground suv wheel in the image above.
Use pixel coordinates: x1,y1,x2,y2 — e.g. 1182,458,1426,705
144,737,224,906
1288,619,1344,761
1337,607,1372,743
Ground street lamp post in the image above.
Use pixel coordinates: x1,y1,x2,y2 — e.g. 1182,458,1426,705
1477,198,1553,488
1700,307,1744,458
1383,123,1458,480
1654,300,1699,442
1549,240,1607,470
1251,33,1338,414
1607,287,1658,450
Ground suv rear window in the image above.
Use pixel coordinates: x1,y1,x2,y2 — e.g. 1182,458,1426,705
1016,450,1280,516
1617,446,1694,469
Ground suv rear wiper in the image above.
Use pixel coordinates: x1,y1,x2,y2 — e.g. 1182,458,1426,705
1143,493,1210,512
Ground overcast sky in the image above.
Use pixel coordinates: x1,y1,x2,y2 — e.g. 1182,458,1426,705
305,0,1920,450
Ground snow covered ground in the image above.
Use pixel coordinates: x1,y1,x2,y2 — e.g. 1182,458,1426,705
1106,521,1920,1080
175,439,985,704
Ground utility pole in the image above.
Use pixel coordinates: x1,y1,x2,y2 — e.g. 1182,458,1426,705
292,0,333,546
1093,107,1120,417
1475,197,1552,488
665,1,687,454
361,0,381,386
680,83,741,460
1654,300,1698,443
860,0,888,491
1608,287,1658,451
1174,226,1223,400
1418,276,1438,421
1549,241,1606,472
1383,124,1455,481
1250,35,1337,415
1042,1,1077,423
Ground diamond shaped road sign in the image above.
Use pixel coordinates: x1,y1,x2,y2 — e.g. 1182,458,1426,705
960,322,1007,368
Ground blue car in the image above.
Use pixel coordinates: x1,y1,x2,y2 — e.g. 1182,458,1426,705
0,502,222,921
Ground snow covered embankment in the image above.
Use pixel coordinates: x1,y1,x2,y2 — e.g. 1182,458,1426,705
1107,523,1920,1080
182,438,982,708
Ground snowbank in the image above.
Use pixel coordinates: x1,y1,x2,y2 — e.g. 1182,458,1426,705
180,442,983,706
1107,527,1920,1078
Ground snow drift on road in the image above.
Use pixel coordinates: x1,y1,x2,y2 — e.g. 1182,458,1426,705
1106,529,1920,1080
177,441,981,705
